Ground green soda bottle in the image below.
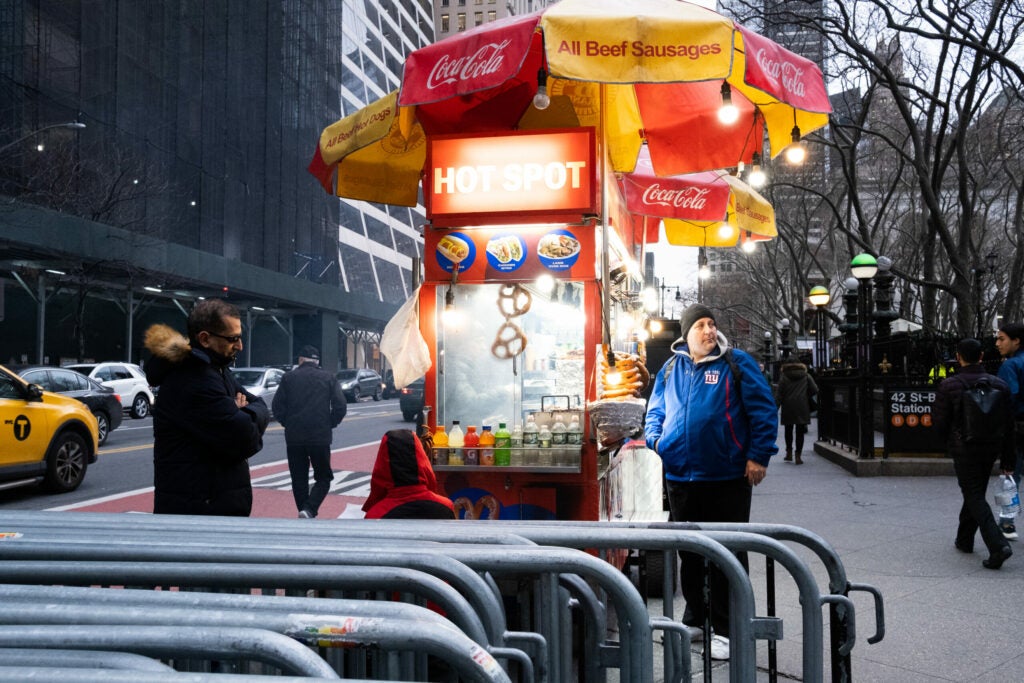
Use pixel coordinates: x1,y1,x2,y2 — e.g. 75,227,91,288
494,422,512,466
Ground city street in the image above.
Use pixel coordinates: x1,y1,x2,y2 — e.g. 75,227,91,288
0,397,409,516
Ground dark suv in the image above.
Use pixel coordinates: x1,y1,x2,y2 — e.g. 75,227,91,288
398,377,425,422
336,368,384,403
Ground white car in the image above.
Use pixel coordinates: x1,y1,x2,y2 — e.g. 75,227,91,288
65,362,155,419
232,367,286,416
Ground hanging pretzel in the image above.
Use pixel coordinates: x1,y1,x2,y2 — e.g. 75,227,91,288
492,284,532,359
496,284,532,318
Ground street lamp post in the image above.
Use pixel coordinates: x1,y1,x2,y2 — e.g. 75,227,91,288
808,285,831,370
973,251,998,339
762,330,773,381
0,121,86,155
851,253,878,459
779,318,793,361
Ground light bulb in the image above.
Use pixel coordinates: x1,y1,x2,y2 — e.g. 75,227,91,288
785,142,806,164
533,68,550,110
717,82,738,125
698,264,711,279
741,240,757,254
748,166,766,187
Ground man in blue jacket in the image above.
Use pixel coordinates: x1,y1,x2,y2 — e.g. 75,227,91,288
645,304,778,661
995,322,1024,540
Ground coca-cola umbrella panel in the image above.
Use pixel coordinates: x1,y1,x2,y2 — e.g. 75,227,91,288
309,0,831,207
621,147,776,248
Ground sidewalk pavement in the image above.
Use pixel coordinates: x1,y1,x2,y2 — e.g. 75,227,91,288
689,419,1022,681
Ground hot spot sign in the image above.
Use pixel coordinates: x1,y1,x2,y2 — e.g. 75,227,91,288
426,128,596,225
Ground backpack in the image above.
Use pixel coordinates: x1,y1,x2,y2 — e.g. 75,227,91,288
955,375,1007,445
662,348,744,406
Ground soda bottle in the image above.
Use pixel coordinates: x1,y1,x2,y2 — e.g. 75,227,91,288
447,420,464,466
479,425,495,466
523,414,539,465
432,424,449,466
494,422,511,466
538,422,553,466
510,423,524,466
463,426,480,466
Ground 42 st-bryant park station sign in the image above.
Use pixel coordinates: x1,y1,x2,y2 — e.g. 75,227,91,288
425,128,597,227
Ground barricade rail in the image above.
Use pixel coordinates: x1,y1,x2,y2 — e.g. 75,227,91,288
0,510,885,683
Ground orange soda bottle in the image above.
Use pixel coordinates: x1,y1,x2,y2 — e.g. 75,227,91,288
479,425,495,466
432,425,449,466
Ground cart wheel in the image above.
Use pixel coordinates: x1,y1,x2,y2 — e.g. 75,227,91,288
639,549,675,599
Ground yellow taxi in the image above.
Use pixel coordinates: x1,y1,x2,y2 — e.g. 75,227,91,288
0,363,99,493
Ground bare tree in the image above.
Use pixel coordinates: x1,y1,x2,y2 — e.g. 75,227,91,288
718,0,1024,336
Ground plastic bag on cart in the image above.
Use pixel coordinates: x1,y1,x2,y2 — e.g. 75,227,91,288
380,286,431,389
587,397,646,449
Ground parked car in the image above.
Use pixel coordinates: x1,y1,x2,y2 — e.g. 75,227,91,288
65,362,155,419
399,377,425,422
0,364,99,493
336,368,384,403
231,367,286,415
10,365,122,446
382,369,399,399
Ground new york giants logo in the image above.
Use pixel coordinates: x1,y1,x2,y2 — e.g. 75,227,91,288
704,370,720,385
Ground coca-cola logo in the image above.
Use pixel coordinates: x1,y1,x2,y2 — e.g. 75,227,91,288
754,48,807,98
641,184,710,210
426,40,512,90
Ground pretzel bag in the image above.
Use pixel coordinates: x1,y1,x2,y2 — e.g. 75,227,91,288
380,287,431,389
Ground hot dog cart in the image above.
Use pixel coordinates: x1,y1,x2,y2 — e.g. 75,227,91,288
418,128,662,525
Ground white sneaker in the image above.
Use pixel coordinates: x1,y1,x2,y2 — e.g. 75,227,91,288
1000,522,1018,540
707,635,729,661
682,624,705,643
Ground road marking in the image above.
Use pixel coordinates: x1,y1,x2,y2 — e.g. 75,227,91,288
50,441,381,512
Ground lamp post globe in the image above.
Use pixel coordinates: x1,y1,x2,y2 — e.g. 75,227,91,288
850,253,878,280
808,286,830,308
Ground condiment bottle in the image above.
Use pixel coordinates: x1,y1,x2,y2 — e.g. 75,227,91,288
447,420,464,466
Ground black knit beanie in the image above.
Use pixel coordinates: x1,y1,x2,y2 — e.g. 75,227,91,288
679,304,715,338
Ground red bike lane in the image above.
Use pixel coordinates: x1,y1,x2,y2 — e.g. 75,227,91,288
49,441,379,519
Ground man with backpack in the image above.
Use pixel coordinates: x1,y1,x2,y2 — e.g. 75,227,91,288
645,304,779,660
933,338,1015,569
995,322,1024,540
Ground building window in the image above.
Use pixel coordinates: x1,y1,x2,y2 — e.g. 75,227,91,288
441,0,449,5
457,13,466,31
441,14,450,32
475,11,483,25
487,10,496,21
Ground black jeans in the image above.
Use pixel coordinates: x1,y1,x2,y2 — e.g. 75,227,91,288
783,423,807,454
666,477,752,636
953,454,1005,553
287,443,334,517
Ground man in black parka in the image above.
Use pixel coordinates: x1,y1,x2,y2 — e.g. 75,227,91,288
143,299,270,516
273,345,347,518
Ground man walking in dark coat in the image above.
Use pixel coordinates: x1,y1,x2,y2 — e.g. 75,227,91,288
143,299,270,516
273,346,347,518
933,338,1015,569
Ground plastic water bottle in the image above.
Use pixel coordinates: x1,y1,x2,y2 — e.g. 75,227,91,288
510,423,524,466
567,414,583,446
997,474,1021,519
523,414,539,465
447,420,464,466
538,422,553,466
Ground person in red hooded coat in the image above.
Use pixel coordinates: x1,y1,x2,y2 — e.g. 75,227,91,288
362,429,455,519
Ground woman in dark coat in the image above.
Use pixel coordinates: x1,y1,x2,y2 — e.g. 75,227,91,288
775,361,818,464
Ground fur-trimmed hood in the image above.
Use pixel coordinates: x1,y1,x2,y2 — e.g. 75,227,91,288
143,324,195,387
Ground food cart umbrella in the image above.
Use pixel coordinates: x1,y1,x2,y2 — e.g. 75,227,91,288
308,0,831,206
621,147,776,248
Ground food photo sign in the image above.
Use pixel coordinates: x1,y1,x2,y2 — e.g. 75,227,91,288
426,224,594,282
